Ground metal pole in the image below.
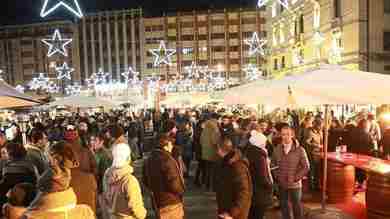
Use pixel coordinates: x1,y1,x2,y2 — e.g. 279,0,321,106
322,104,330,211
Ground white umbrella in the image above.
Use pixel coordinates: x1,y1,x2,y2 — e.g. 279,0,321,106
48,96,118,108
0,80,40,108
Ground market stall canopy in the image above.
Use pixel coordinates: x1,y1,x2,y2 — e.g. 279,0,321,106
48,96,118,108
0,80,40,109
224,64,390,106
162,92,216,107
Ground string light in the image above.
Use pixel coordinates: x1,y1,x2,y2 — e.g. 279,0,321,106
90,68,111,86
55,62,74,80
40,0,83,18
29,73,50,91
0,69,4,81
65,83,82,95
244,32,267,57
149,41,176,67
243,64,262,82
41,29,73,57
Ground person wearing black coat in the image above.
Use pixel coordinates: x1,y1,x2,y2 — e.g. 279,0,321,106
245,131,274,219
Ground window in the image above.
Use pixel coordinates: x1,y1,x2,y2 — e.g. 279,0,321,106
274,59,278,70
281,56,286,68
334,0,341,18
299,14,304,33
385,0,390,14
384,32,390,51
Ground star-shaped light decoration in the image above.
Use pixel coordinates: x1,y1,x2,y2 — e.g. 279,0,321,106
15,85,25,93
55,62,74,80
90,68,110,85
243,64,263,82
149,41,176,67
65,83,82,95
184,62,202,79
47,81,60,94
41,29,73,57
40,0,83,18
244,32,268,57
209,73,227,91
29,73,50,90
258,0,289,9
121,66,139,84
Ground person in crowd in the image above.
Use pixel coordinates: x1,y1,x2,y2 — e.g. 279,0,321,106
128,117,141,160
143,134,185,219
108,125,128,150
273,124,310,219
0,131,7,148
237,118,253,152
380,123,390,160
328,119,345,152
304,118,323,191
215,137,252,219
298,117,313,144
78,121,90,149
2,183,37,219
90,133,112,193
0,143,39,211
220,115,235,139
103,143,147,219
193,119,205,187
64,125,98,213
25,128,49,175
22,141,95,219
245,130,273,219
200,113,221,191
367,114,381,143
175,122,193,178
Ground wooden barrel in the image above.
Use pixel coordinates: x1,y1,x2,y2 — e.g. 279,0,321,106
366,173,390,219
326,160,355,204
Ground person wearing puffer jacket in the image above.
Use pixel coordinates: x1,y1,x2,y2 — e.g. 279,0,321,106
103,143,147,219
244,130,274,219
22,141,95,219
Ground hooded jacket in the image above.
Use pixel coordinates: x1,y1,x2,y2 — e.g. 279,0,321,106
215,150,253,219
200,119,221,161
103,165,147,219
22,188,95,219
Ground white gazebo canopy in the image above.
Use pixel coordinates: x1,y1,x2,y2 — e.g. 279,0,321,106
48,96,118,108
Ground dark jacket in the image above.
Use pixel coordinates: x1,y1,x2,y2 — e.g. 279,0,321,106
245,145,273,208
328,128,345,152
349,127,373,155
0,159,39,208
381,128,390,156
143,149,185,209
215,150,253,219
26,144,48,175
175,130,193,160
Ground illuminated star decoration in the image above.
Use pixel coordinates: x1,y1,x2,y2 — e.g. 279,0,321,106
41,29,73,57
149,41,176,67
55,62,74,80
29,73,50,90
184,62,202,79
65,83,82,95
40,0,83,18
245,32,267,57
243,64,262,82
91,68,110,85
47,81,60,94
258,0,289,9
15,85,25,93
0,69,4,81
121,66,139,84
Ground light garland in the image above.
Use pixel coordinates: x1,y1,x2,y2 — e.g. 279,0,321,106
40,0,83,18
90,68,111,86
244,32,267,57
184,62,202,79
0,69,4,81
149,41,176,67
41,29,73,57
55,62,74,80
47,81,60,94
65,83,82,95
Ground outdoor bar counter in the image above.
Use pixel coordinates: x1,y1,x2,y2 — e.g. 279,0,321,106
323,152,390,219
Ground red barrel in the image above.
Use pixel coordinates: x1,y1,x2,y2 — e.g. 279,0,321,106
326,160,355,204
366,173,390,219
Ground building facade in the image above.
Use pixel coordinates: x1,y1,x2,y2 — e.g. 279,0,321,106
0,8,267,86
0,21,80,85
266,0,390,76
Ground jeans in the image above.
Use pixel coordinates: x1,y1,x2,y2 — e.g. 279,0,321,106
279,187,304,219
204,161,216,191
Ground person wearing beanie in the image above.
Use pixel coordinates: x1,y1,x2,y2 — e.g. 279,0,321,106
22,141,95,219
103,143,146,219
143,134,185,219
244,130,274,219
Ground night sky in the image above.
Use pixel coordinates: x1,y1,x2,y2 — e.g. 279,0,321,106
1,0,257,26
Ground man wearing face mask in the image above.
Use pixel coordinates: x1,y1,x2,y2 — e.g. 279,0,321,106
143,133,185,219
25,128,49,175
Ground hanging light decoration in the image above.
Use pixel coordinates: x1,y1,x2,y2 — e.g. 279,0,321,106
29,73,50,91
243,64,263,82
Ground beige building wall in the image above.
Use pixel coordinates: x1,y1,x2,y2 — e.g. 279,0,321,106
266,0,390,77
0,21,80,85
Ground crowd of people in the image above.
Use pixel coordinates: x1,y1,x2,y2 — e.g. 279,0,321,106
0,108,388,219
